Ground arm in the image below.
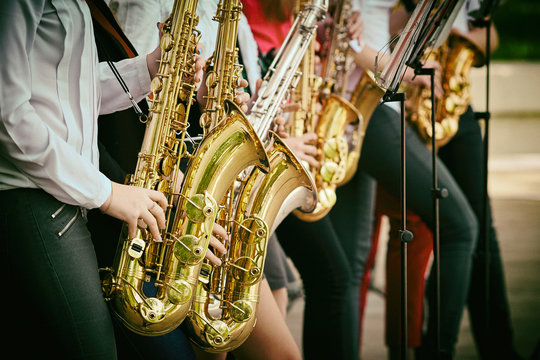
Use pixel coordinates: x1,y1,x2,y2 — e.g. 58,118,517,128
467,22,499,55
0,0,112,209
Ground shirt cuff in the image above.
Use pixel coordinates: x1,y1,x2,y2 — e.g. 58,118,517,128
93,174,112,209
134,54,152,96
350,39,366,54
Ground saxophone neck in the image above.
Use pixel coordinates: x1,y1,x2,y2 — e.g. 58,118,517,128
249,0,328,143
321,0,353,94
201,0,244,132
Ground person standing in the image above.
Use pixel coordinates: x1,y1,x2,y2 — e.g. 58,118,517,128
0,0,169,358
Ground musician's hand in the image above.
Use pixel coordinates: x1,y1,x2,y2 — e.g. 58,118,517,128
403,59,443,98
275,102,302,138
247,78,264,113
235,77,250,113
149,22,205,85
100,182,168,242
193,45,205,84
348,11,364,45
205,223,228,266
274,115,289,138
283,133,320,168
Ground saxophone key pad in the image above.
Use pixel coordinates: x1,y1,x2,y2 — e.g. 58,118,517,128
128,237,146,259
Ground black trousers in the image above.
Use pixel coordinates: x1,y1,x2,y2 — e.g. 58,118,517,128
435,106,519,359
276,170,376,360
2,188,118,359
358,103,478,357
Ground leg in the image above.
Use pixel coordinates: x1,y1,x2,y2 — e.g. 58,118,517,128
264,233,292,317
277,215,358,360
438,106,521,359
3,189,117,359
329,170,377,355
375,186,433,353
357,204,385,352
230,279,302,360
359,104,478,357
386,213,433,354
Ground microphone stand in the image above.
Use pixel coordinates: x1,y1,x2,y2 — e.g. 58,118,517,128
472,15,492,350
383,90,414,360
413,66,449,358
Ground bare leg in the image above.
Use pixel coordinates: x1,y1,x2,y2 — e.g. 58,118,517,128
271,287,289,318
191,347,227,360
232,279,301,360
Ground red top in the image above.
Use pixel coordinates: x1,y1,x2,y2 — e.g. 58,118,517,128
242,0,293,54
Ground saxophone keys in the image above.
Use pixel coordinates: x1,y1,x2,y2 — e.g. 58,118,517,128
128,237,146,259
317,187,337,209
236,217,267,244
151,76,163,94
229,300,254,322
160,33,174,52
231,257,260,284
185,193,217,223
204,320,230,347
167,279,193,304
139,297,165,324
173,234,206,265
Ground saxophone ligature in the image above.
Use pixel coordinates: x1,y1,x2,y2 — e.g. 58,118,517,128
184,0,325,352
101,0,269,336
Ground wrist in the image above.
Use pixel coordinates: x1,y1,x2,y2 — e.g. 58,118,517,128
146,46,161,79
100,184,114,213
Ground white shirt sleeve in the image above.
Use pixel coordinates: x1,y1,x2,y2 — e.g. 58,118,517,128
99,55,152,115
0,0,113,209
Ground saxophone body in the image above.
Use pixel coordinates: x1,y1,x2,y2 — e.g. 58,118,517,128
337,69,385,186
294,0,362,222
406,30,485,149
102,0,269,336
184,0,325,352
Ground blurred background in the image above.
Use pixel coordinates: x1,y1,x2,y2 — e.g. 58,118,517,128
286,1,540,358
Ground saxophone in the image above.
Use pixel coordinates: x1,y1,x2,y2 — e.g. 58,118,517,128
294,0,364,222
101,0,269,336
406,30,485,149
184,0,325,352
338,69,385,185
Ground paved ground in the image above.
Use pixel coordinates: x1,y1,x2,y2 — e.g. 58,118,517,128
284,61,540,359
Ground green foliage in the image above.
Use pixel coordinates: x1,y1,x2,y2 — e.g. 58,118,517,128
492,0,540,60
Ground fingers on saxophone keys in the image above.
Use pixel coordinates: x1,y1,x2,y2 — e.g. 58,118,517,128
148,202,166,233
235,90,250,113
139,211,162,242
212,223,229,243
209,235,227,257
205,248,222,266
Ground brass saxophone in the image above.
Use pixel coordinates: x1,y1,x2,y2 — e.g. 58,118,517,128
184,0,325,352
406,30,485,149
198,0,245,135
338,69,385,185
101,0,269,336
294,0,364,221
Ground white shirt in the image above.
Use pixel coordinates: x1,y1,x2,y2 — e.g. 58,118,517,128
0,0,151,209
347,0,399,111
107,0,173,55
453,0,481,34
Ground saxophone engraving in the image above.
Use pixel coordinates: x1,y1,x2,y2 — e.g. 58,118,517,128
406,30,485,148
184,0,325,351
102,0,269,336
